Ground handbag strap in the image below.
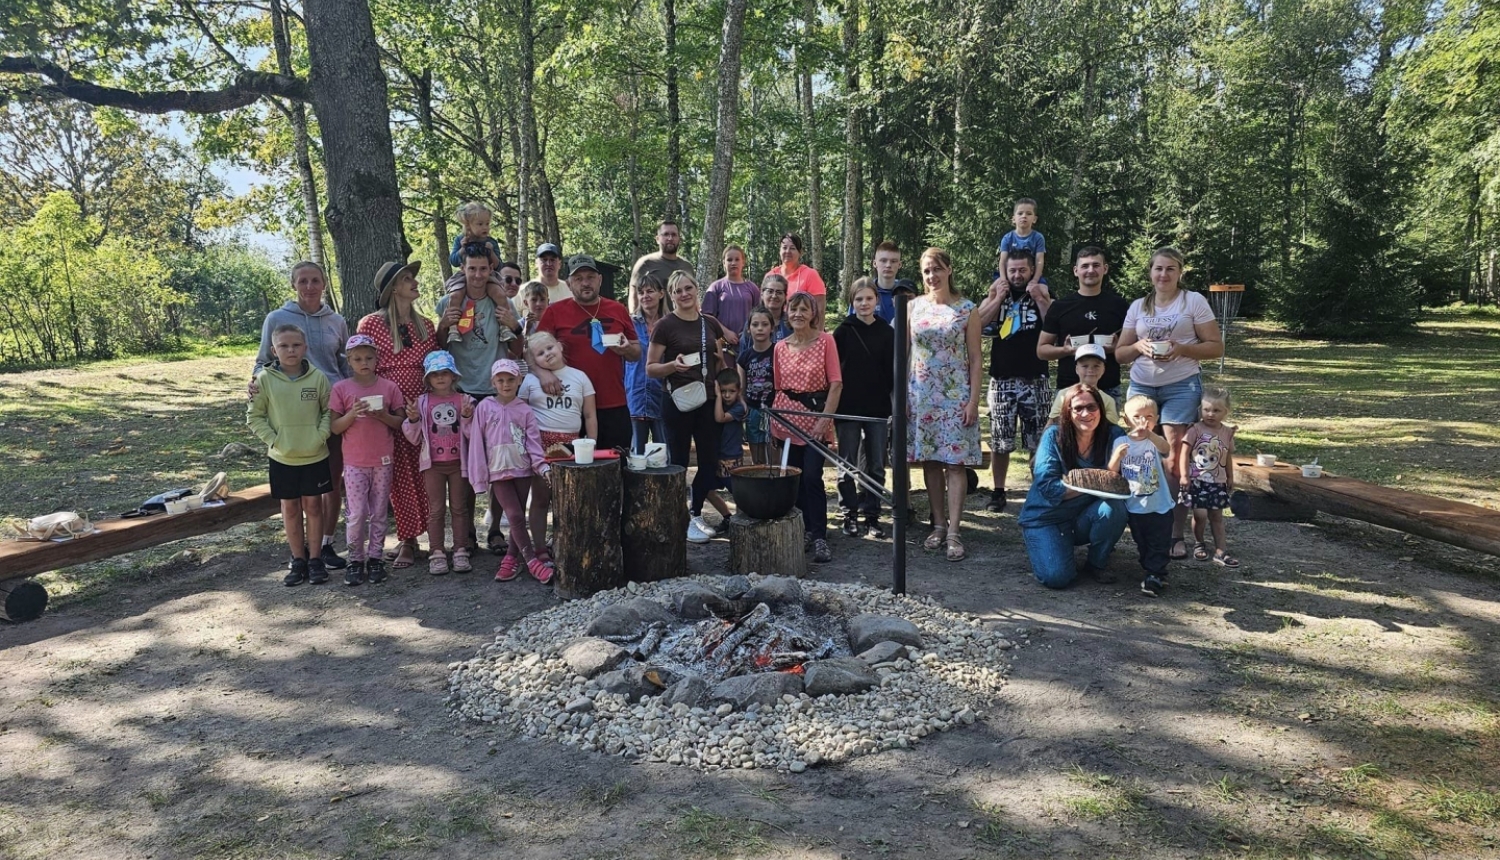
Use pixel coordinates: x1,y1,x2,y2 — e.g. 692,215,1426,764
699,318,708,382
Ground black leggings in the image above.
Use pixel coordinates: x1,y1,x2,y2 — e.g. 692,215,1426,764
664,396,723,516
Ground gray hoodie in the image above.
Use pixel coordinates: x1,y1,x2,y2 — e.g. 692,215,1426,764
254,300,351,382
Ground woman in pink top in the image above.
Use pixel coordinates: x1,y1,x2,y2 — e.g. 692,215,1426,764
768,233,827,327
771,293,843,563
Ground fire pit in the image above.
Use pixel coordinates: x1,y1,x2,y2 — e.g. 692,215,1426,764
448,575,1024,772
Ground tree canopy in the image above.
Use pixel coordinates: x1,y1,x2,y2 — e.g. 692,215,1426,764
3,0,1499,336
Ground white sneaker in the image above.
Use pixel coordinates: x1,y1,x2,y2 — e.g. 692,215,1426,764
687,516,713,544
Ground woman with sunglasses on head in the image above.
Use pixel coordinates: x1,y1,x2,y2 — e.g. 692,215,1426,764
1017,383,1129,588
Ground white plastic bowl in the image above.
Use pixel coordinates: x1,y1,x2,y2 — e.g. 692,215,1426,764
1256,454,1277,467
1300,464,1323,478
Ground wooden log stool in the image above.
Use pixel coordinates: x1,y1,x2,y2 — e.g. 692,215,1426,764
0,579,48,623
551,458,624,599
621,465,688,582
727,509,808,578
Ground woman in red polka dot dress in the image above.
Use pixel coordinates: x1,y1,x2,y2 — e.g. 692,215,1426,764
357,261,438,569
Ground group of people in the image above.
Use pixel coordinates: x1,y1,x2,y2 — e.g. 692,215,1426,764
248,198,1237,596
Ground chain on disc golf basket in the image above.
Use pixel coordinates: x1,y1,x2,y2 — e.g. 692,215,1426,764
1208,284,1245,373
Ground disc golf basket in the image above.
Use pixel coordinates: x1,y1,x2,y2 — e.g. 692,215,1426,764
1208,284,1245,373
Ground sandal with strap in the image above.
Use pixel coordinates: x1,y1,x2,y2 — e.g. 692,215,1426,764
452,547,472,573
494,555,519,582
923,527,948,552
1169,539,1189,560
1192,542,1211,561
1213,550,1241,569
945,534,966,562
527,557,555,584
391,541,417,569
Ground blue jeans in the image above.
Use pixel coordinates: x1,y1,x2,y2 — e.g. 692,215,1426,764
1021,498,1128,588
631,418,668,454
1127,375,1203,426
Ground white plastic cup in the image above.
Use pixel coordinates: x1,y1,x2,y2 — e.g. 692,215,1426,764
165,499,190,515
185,495,205,510
601,333,626,347
627,453,648,471
361,394,384,412
573,438,596,464
1149,341,1172,358
1301,464,1323,478
680,352,702,367
1256,454,1277,467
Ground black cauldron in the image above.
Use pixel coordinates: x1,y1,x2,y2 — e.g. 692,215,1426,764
729,466,802,520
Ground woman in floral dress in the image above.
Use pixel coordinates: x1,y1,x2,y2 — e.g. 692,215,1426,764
357,260,438,570
908,247,983,562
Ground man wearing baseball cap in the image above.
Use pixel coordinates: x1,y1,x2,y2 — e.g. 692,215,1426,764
533,253,640,450
535,242,570,305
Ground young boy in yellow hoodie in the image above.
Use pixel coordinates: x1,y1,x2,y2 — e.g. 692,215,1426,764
248,324,333,586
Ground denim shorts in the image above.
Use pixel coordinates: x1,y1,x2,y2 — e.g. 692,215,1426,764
745,406,770,443
1127,374,1202,426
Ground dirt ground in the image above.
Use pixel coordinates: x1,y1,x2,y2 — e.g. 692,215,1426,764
3,497,1498,859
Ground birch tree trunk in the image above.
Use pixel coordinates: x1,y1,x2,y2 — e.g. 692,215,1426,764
270,0,328,279
801,0,823,272
839,0,862,300
696,0,751,285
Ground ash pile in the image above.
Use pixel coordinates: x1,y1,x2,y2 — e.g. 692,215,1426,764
448,575,1024,772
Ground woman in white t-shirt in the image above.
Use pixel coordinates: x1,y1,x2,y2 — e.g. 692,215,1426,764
1113,247,1222,560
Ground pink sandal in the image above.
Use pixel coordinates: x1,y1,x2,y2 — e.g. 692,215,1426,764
494,555,519,582
527,557,554,584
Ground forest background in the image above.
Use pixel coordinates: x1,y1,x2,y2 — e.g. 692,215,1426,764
2,0,1499,369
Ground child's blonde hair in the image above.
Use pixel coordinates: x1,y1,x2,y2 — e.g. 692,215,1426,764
1202,385,1232,411
455,201,492,230
1123,394,1158,416
526,330,562,357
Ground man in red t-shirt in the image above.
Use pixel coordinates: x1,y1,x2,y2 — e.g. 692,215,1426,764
535,254,641,450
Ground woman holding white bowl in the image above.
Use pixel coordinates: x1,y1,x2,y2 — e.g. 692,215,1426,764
1113,246,1222,561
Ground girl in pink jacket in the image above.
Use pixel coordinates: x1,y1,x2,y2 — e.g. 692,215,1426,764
401,351,473,575
466,359,554,583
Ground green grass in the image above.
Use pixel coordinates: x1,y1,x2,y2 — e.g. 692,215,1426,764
1419,779,1500,824
669,806,769,856
1215,309,1500,508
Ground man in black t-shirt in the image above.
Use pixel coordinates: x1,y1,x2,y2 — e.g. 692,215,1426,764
976,251,1052,512
1037,246,1130,405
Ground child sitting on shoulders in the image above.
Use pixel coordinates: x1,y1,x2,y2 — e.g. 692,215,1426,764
401,351,475,576
442,201,519,341
704,368,748,522
467,359,554,584
247,323,333,587
1109,395,1175,598
1046,344,1118,427
328,334,406,586
1178,385,1239,569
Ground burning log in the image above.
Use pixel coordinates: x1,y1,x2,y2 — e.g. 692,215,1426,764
702,602,771,663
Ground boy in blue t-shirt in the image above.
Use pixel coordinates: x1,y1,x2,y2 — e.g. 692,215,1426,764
706,369,748,521
996,197,1046,286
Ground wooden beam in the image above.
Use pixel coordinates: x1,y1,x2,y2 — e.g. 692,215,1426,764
1233,458,1500,558
0,485,280,582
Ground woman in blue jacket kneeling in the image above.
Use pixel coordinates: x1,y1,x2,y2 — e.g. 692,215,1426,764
1018,383,1129,588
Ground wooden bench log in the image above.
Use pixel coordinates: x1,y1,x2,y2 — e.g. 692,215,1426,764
551,458,624,599
621,465,688,582
0,484,281,583
727,509,808,578
1233,457,1500,557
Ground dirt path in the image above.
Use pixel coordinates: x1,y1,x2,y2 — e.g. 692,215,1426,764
3,506,1497,859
